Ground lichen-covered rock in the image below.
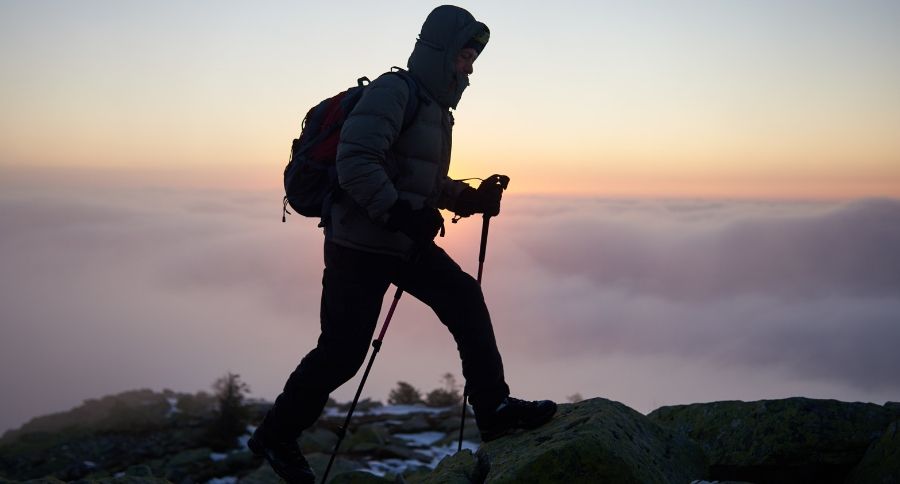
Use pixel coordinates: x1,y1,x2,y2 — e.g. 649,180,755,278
846,420,900,484
371,443,428,462
61,465,174,484
398,414,432,433
648,397,896,483
435,416,481,445
468,398,707,483
300,427,339,454
407,449,482,484
305,453,364,483
83,476,173,484
125,465,155,477
328,470,393,483
238,463,280,484
343,424,390,454
161,448,223,482
90,478,173,484
239,454,364,484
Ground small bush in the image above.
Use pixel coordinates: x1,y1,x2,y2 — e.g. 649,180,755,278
425,373,462,407
387,382,423,405
205,373,251,451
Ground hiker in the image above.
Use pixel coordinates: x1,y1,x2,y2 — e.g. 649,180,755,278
249,6,557,482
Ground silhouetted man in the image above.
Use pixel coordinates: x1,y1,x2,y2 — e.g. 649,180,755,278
249,6,557,482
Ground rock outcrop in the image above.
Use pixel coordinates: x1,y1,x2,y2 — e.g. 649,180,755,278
647,397,900,483
416,398,708,483
846,419,900,483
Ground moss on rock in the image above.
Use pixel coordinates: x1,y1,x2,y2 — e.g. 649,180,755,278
407,449,481,484
846,419,900,483
473,398,707,483
648,397,897,483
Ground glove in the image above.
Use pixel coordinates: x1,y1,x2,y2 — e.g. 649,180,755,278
454,178,503,217
386,200,444,245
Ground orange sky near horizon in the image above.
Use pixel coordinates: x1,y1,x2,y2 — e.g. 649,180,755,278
1,1,899,200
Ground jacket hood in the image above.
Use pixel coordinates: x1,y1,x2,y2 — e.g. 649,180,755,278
407,5,489,109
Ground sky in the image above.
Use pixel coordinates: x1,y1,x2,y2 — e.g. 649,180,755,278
2,0,899,197
1,1,900,434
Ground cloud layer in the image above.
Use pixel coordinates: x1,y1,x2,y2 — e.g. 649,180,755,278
497,198,900,386
2,185,898,434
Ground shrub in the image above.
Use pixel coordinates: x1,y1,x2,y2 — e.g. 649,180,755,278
205,373,251,451
425,373,462,407
387,381,423,405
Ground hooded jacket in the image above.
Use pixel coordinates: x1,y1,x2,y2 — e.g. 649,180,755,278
329,6,489,257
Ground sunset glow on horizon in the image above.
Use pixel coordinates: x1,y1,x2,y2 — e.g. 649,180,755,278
2,1,898,199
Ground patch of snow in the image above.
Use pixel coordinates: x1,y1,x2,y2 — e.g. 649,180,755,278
362,440,480,476
207,477,238,484
460,440,479,453
237,432,252,450
324,404,450,418
114,472,125,478
365,404,452,416
166,397,181,417
83,461,96,468
417,441,479,468
363,458,429,477
394,432,446,447
209,452,228,462
318,403,479,477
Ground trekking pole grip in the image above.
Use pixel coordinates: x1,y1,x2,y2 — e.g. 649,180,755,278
476,175,508,283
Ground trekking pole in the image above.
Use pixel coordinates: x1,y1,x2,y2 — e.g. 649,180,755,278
322,286,403,484
458,175,509,452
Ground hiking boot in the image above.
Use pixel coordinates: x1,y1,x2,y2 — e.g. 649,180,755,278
247,427,315,484
475,396,558,442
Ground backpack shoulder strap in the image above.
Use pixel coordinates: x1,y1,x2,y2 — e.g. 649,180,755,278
388,67,421,131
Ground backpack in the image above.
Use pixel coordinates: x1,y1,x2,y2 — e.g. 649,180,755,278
282,68,420,223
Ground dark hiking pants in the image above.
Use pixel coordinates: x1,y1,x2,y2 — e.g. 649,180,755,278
264,240,511,441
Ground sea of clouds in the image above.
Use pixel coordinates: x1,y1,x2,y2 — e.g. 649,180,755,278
2,181,898,434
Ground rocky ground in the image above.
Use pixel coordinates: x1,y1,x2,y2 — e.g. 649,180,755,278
1,390,898,483
0,389,479,484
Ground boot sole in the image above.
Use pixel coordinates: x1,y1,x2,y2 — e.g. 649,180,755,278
480,404,558,442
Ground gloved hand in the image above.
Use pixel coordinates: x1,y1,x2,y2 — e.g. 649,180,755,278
386,200,444,245
454,177,504,217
